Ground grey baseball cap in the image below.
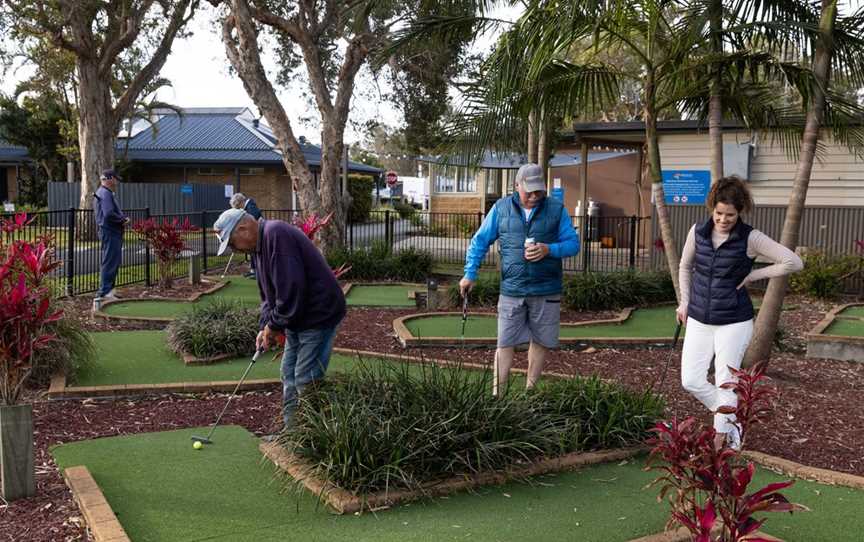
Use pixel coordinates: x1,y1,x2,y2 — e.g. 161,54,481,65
213,208,248,255
515,164,545,192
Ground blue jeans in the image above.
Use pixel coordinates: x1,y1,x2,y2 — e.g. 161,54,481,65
280,324,339,427
98,228,123,297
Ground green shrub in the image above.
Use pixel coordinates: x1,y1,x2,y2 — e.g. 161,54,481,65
563,271,676,311
447,274,500,306
347,175,375,223
327,242,432,282
30,304,96,386
166,299,258,358
789,251,862,299
279,360,663,494
393,200,416,219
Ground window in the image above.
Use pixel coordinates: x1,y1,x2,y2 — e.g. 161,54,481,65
486,169,502,195
197,167,228,176
239,167,265,176
434,165,476,193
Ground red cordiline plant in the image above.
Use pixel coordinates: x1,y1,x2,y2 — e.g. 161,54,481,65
292,212,350,279
133,217,196,289
646,361,806,541
0,213,62,405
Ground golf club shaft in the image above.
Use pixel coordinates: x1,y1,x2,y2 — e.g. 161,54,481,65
221,252,235,278
203,349,260,440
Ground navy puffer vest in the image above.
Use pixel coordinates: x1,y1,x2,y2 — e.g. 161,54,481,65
496,193,563,297
687,218,755,325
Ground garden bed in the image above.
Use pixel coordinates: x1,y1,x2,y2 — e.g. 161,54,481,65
394,306,681,347
806,303,864,362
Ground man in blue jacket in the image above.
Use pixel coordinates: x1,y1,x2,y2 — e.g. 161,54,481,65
459,164,580,396
94,169,129,300
230,193,263,278
212,208,346,427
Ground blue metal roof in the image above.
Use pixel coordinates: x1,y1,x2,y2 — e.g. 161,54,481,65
0,140,29,162
119,108,382,174
418,150,634,169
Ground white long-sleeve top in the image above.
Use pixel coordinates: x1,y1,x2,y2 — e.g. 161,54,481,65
678,225,804,310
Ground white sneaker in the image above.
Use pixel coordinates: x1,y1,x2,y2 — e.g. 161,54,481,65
107,289,121,299
726,423,742,450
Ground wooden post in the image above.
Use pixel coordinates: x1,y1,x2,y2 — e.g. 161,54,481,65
189,253,201,285
0,404,35,501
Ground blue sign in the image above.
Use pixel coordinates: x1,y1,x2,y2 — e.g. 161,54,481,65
551,187,564,202
180,184,193,195
662,170,710,205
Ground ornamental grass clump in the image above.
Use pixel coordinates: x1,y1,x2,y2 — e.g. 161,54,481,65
166,299,258,359
279,359,663,494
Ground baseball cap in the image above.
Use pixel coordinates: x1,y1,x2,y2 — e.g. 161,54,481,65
101,169,122,181
515,164,545,193
213,208,248,255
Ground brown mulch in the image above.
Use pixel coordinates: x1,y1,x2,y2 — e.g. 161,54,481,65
2,293,862,541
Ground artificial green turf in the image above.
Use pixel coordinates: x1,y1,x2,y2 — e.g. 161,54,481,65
75,330,522,387
50,425,864,542
839,306,864,318
346,284,419,307
405,306,682,339
824,318,864,337
101,278,261,318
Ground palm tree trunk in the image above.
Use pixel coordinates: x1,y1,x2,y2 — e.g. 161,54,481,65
645,72,681,301
744,0,837,365
708,0,724,183
527,109,538,163
538,113,549,184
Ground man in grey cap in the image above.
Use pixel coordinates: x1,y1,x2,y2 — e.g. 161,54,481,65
94,169,129,300
460,163,580,395
212,208,346,428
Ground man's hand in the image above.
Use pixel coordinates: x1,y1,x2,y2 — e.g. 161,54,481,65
676,305,687,325
459,277,475,297
256,325,281,351
524,242,550,262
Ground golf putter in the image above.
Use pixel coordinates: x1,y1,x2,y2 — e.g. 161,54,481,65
650,321,683,394
460,293,469,346
191,348,262,445
220,252,235,279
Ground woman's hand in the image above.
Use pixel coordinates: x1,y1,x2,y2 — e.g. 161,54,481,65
676,305,687,325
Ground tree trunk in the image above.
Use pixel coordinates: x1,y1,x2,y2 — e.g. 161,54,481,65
76,58,115,240
644,73,681,301
318,123,346,252
708,0,724,183
527,109,538,163
744,0,837,365
538,114,549,185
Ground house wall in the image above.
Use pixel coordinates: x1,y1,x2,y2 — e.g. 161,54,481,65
428,163,483,213
552,154,646,217
658,131,864,207
2,166,19,202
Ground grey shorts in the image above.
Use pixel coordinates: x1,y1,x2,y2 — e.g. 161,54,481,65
497,294,562,349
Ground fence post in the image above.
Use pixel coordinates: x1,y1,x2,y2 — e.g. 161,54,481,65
201,210,208,272
385,210,392,253
628,216,637,270
144,207,151,287
349,214,354,250
580,215,589,273
65,208,75,296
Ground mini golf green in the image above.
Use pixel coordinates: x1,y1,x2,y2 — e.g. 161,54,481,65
100,278,262,319
75,331,521,388
346,284,419,307
51,426,864,542
841,306,864,318
824,318,864,337
405,306,682,340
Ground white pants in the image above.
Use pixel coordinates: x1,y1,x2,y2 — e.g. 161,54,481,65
681,317,754,433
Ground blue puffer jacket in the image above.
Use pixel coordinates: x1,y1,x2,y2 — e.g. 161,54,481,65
687,218,755,325
497,193,564,297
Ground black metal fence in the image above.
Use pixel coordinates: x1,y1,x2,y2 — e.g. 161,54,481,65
2,207,653,297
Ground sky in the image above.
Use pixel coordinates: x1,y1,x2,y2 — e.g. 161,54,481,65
1,4,523,146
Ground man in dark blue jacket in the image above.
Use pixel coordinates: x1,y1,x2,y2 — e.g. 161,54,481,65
230,193,263,278
94,169,129,300
213,208,346,427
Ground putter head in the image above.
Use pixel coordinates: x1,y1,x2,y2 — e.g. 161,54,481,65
190,435,212,445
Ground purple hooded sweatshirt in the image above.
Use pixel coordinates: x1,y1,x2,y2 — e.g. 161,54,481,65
253,220,345,332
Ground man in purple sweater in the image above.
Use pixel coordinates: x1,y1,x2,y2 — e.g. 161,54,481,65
213,208,346,427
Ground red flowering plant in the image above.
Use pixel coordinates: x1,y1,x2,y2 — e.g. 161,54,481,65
0,213,63,405
291,211,350,279
646,361,806,541
133,217,196,289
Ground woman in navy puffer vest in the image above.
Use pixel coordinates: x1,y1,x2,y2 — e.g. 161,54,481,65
676,177,802,450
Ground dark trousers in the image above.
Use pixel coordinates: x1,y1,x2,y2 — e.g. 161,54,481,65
99,228,123,296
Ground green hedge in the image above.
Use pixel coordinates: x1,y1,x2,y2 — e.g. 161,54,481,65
789,251,862,299
166,299,259,358
347,174,375,223
447,270,676,311
327,241,432,282
279,360,663,494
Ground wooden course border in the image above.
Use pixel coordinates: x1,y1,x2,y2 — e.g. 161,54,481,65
393,307,685,347
806,302,864,362
260,440,644,515
47,371,279,399
94,279,229,323
62,466,130,542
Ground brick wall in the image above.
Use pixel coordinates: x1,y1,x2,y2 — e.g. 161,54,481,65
431,194,482,213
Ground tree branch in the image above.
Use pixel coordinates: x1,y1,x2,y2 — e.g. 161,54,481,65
99,0,157,77
113,0,197,127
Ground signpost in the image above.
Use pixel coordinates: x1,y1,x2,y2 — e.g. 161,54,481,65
662,170,710,205
385,170,398,188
